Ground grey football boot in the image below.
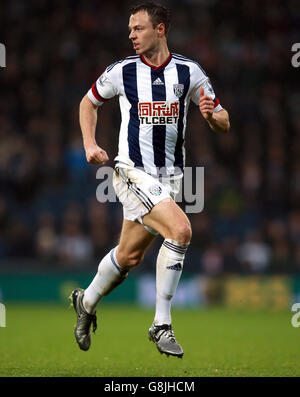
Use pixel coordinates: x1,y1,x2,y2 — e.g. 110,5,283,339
70,288,97,351
148,323,184,358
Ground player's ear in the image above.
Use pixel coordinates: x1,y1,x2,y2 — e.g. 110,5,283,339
157,22,165,37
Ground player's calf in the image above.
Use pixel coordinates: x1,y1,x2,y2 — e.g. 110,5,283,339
116,249,145,269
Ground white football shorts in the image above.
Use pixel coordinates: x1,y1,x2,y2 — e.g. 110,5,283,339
112,166,181,235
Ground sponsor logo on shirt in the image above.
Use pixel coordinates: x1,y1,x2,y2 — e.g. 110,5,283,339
153,77,164,86
138,101,179,125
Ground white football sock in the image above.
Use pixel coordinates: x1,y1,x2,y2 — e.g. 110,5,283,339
154,239,189,325
83,246,128,314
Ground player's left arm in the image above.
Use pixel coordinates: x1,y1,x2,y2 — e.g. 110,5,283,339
199,87,230,133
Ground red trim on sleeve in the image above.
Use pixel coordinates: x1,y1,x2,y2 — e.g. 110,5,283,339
91,82,108,102
213,98,220,108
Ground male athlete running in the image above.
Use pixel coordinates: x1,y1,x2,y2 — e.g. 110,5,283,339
71,2,229,358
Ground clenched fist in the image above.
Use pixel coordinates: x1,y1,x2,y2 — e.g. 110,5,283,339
199,86,214,120
85,144,109,165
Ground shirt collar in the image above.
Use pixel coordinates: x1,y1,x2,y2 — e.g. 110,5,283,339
140,52,172,71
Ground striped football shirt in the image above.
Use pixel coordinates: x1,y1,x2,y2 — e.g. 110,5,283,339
87,52,223,177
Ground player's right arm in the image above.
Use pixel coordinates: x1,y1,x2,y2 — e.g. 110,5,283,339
80,63,119,165
79,94,109,165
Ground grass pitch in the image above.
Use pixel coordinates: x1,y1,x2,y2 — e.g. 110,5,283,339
0,304,299,377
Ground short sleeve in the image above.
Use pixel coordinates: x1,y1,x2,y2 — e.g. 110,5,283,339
87,65,119,106
189,64,223,112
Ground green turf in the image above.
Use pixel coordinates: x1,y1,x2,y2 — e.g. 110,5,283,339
0,303,299,377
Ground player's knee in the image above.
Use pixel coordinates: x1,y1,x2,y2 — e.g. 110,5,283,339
172,222,192,244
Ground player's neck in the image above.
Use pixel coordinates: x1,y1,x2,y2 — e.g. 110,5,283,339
142,44,170,68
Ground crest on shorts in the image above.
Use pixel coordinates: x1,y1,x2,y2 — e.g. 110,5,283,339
149,184,162,196
173,83,184,98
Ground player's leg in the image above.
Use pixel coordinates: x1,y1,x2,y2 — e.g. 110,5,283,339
83,218,156,314
143,197,192,326
143,198,192,358
116,218,156,268
143,197,191,244
71,219,156,351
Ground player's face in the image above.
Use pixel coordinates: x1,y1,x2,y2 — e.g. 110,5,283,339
128,11,161,55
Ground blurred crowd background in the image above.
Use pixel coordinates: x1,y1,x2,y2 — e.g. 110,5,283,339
0,0,299,275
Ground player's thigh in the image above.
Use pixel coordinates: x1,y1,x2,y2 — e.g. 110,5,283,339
116,219,156,267
142,198,192,244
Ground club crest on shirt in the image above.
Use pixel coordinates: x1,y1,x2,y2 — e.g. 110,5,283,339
149,184,162,196
173,83,184,98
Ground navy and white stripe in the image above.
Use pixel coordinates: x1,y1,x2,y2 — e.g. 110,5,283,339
123,62,144,168
172,53,208,76
118,168,154,211
151,68,166,168
163,240,188,255
110,247,127,275
87,53,223,177
174,63,190,170
107,60,123,73
127,183,154,211
107,55,139,72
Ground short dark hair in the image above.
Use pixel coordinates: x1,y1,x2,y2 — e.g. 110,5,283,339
129,2,171,36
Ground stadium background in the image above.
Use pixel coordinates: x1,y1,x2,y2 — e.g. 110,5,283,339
0,0,299,311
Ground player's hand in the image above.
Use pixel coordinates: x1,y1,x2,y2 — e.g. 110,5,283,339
199,87,214,120
85,144,109,165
